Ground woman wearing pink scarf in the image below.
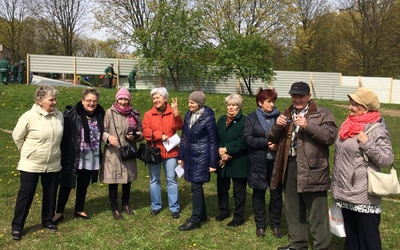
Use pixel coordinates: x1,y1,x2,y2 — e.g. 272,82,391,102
100,88,143,220
331,87,394,250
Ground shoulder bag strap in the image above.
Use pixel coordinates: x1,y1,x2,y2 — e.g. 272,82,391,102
363,123,381,162
111,111,122,147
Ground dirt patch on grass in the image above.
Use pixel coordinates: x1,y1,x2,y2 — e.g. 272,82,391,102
335,105,400,117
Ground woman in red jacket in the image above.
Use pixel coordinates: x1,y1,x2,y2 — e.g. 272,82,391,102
142,87,183,219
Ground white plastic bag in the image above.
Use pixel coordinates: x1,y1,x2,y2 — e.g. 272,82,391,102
328,203,346,237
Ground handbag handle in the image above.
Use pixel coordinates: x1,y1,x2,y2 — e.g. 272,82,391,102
362,123,380,162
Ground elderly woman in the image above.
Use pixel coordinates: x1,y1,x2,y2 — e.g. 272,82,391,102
331,87,394,250
53,87,105,223
101,88,143,220
243,87,283,238
178,91,218,231
142,87,183,219
215,94,248,227
11,85,64,240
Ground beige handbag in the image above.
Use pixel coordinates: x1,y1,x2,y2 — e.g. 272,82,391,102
364,123,400,196
367,167,400,196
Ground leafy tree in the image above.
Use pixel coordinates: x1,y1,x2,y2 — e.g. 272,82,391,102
210,29,274,96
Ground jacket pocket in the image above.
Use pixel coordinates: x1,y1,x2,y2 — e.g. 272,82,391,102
308,166,329,185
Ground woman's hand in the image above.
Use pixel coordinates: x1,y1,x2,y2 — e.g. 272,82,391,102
357,131,369,144
170,97,180,116
268,142,277,151
108,135,119,147
209,167,217,172
178,160,184,168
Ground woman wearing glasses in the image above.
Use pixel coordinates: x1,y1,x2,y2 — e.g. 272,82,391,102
53,87,105,223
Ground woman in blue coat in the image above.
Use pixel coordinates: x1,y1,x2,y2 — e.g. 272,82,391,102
178,91,218,231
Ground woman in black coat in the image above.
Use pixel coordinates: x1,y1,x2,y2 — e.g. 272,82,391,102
53,87,105,223
243,88,283,238
178,91,218,231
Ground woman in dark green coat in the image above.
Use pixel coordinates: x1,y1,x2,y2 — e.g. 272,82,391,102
216,94,248,227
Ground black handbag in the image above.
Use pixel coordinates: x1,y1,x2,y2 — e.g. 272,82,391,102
112,112,137,161
137,132,162,164
120,143,137,161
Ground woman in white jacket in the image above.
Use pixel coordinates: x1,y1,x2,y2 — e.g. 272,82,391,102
11,85,64,240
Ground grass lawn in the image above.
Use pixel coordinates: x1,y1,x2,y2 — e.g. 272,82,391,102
0,84,400,249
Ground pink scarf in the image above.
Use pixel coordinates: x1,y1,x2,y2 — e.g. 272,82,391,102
339,111,381,140
112,102,139,128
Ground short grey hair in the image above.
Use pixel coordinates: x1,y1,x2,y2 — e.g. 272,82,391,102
34,85,58,103
82,87,100,100
224,94,244,108
150,87,169,99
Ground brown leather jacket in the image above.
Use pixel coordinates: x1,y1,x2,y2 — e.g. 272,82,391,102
268,101,337,192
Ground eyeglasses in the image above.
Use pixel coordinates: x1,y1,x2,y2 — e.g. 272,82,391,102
84,99,98,104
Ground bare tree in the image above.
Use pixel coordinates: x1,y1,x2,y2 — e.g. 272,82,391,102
31,0,90,56
338,0,399,76
0,0,28,62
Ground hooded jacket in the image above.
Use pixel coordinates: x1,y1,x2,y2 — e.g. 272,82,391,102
12,104,64,173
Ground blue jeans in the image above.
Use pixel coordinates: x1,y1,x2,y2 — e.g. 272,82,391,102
148,157,180,212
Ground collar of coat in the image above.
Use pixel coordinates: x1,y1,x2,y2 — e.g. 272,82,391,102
284,100,317,117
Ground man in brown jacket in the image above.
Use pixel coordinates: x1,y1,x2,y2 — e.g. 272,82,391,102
269,82,337,250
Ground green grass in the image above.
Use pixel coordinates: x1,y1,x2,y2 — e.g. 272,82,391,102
0,84,399,249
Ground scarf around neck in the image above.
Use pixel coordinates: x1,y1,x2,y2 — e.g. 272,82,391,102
112,102,139,128
256,107,279,134
339,111,381,140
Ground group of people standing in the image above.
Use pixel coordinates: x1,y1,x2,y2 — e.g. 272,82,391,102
0,59,26,84
10,82,393,250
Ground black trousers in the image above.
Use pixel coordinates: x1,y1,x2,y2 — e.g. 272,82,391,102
109,182,131,211
107,77,113,88
56,169,92,213
190,182,207,223
12,171,59,231
217,176,247,222
342,208,382,250
252,185,283,230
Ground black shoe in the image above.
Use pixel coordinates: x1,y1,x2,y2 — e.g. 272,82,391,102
53,214,65,225
172,212,180,219
272,226,283,238
112,210,124,220
215,213,229,222
277,245,296,250
45,224,58,232
11,231,22,240
179,221,200,231
151,209,161,216
227,220,244,227
256,228,265,238
74,212,90,220
122,205,134,215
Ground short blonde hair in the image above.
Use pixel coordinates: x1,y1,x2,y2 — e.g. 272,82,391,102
34,85,58,103
224,94,244,108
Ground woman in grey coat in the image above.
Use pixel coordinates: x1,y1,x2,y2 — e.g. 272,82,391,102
100,88,143,220
331,87,394,250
